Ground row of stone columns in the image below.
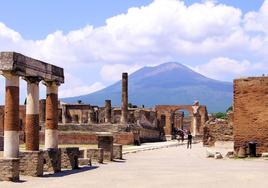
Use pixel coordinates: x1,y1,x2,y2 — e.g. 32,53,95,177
3,72,60,159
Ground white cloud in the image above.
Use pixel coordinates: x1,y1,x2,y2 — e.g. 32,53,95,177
244,0,268,34
100,64,141,82
194,57,268,81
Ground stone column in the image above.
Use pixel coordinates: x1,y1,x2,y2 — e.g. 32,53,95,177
105,100,112,123
39,99,46,126
45,82,59,149
61,104,66,124
164,113,172,141
25,77,40,151
120,73,128,124
192,101,200,137
3,73,20,158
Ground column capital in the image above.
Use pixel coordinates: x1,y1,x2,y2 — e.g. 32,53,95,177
23,76,42,84
42,80,61,87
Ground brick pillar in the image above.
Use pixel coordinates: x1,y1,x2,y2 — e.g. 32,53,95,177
164,113,172,141
25,77,40,151
105,100,112,123
3,73,20,158
120,73,128,124
45,82,59,149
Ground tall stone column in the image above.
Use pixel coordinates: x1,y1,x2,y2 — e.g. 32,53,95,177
105,100,112,123
45,82,59,149
25,77,40,151
120,73,128,124
3,73,20,158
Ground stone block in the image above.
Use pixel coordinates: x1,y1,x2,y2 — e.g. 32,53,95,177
43,148,61,173
86,148,104,163
98,134,113,161
206,149,215,158
237,147,247,158
214,152,223,159
0,158,20,182
226,151,235,158
113,144,123,159
78,158,91,166
61,147,79,170
19,151,44,177
261,153,268,157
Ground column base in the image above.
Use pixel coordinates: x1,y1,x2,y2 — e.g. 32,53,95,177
0,158,20,182
113,144,123,159
86,148,104,164
43,148,61,173
19,151,44,177
165,135,172,141
61,147,79,170
98,135,114,161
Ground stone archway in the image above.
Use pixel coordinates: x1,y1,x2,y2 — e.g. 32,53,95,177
156,102,208,140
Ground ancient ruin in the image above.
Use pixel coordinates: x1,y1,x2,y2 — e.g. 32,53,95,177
0,52,64,181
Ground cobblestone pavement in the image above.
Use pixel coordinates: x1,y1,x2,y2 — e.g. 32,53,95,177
1,142,268,188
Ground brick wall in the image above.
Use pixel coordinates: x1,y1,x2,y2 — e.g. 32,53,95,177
234,77,268,154
39,131,134,145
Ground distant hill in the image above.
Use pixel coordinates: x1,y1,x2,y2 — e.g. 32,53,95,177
62,62,233,112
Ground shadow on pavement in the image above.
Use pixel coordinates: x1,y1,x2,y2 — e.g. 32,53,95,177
42,166,99,178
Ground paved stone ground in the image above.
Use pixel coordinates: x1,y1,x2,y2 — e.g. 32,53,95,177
1,142,268,188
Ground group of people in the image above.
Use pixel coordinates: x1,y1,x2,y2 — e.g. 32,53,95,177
174,128,192,149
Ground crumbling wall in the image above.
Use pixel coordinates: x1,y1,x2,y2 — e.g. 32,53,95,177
203,114,233,146
234,77,268,154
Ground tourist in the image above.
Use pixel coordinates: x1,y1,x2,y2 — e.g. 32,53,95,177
187,131,192,149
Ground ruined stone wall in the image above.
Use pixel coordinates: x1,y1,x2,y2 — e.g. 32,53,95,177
139,128,160,142
203,114,233,146
234,77,268,154
39,131,134,145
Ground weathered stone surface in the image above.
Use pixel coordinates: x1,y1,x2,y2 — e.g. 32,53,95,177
85,148,104,163
261,153,268,157
214,152,223,159
206,149,215,158
78,158,91,166
19,151,44,177
43,148,61,173
61,147,79,169
237,147,246,158
0,136,3,151
226,151,235,158
0,158,19,182
203,116,233,146
98,134,114,161
0,52,64,83
113,144,123,159
234,77,268,155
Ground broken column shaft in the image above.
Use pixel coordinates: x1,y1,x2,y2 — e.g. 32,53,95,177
105,100,112,123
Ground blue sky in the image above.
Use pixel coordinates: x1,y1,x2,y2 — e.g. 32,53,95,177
0,0,268,103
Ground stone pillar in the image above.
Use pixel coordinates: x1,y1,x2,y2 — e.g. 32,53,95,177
120,73,128,124
25,77,40,151
164,113,172,141
192,101,200,137
61,104,66,124
97,133,114,161
105,100,112,123
39,99,46,126
45,81,59,149
3,73,20,158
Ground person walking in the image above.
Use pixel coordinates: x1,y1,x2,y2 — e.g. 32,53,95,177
187,131,192,149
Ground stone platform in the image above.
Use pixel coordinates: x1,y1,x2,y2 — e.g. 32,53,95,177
19,151,44,177
0,158,19,182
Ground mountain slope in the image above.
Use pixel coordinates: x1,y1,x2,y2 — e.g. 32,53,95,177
63,62,233,112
